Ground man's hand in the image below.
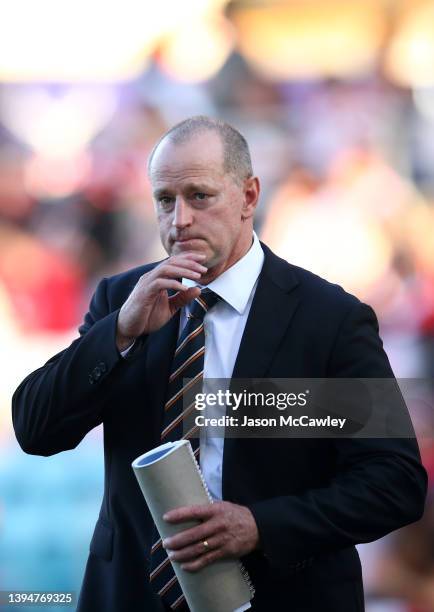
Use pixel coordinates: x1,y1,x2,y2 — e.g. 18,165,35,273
116,252,207,351
161,501,260,572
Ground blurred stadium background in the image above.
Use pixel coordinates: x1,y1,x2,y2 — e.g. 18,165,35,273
1,0,434,610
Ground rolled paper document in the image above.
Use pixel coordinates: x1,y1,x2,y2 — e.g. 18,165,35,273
132,439,254,612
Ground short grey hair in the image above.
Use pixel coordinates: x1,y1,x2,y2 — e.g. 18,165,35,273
147,115,253,183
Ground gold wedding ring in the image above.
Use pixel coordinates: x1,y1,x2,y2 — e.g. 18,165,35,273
202,540,209,549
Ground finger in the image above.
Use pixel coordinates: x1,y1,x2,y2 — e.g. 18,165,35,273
150,278,189,294
164,257,208,273
167,535,220,562
169,287,201,312
180,549,223,572
171,251,207,262
154,265,205,281
163,504,216,524
162,518,221,551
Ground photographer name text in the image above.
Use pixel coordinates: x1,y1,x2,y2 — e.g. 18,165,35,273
195,415,347,429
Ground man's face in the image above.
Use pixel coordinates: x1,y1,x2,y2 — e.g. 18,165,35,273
149,130,258,282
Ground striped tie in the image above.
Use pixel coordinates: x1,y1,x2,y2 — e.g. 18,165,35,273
150,289,220,611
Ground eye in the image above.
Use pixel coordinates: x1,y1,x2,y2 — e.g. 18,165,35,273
158,196,175,209
193,192,208,201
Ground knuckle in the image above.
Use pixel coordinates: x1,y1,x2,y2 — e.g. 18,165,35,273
156,262,169,275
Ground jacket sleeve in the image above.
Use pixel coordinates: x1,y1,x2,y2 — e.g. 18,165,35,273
12,278,124,456
247,302,427,569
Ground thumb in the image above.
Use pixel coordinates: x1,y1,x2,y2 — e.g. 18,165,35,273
169,286,201,313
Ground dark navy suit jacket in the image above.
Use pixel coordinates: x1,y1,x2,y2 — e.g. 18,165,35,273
12,243,427,612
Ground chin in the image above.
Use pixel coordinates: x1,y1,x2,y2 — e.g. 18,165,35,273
172,241,204,255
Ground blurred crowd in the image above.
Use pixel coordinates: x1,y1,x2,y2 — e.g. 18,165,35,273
1,1,434,609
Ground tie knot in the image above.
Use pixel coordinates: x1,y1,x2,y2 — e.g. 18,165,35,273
189,289,220,321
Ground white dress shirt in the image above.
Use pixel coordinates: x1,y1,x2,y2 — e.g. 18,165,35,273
182,232,264,500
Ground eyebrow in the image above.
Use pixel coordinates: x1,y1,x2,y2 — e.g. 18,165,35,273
153,183,216,198
153,188,171,199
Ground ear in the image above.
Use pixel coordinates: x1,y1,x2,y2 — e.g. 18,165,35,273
241,176,260,220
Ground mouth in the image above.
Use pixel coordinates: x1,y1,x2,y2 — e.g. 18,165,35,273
173,237,201,245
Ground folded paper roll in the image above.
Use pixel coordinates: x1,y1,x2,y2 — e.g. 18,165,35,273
132,439,254,612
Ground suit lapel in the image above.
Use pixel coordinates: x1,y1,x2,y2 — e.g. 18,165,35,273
223,245,300,499
232,244,300,378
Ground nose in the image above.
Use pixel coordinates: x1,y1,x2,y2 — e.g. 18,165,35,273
172,197,193,229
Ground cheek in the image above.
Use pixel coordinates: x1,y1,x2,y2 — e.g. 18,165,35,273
212,219,238,251
158,217,171,239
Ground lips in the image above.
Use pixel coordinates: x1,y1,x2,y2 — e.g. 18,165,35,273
173,237,199,243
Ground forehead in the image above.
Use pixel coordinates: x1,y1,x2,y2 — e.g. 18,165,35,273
149,132,225,187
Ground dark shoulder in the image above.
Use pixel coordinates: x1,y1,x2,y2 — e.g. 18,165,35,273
261,243,363,321
290,262,360,310
284,259,376,336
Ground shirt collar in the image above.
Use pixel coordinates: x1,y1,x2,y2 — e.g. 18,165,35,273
183,232,264,315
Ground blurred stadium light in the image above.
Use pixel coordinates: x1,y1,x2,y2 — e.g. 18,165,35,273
0,0,228,82
229,0,387,80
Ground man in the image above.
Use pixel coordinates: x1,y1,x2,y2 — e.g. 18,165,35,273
13,116,427,612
